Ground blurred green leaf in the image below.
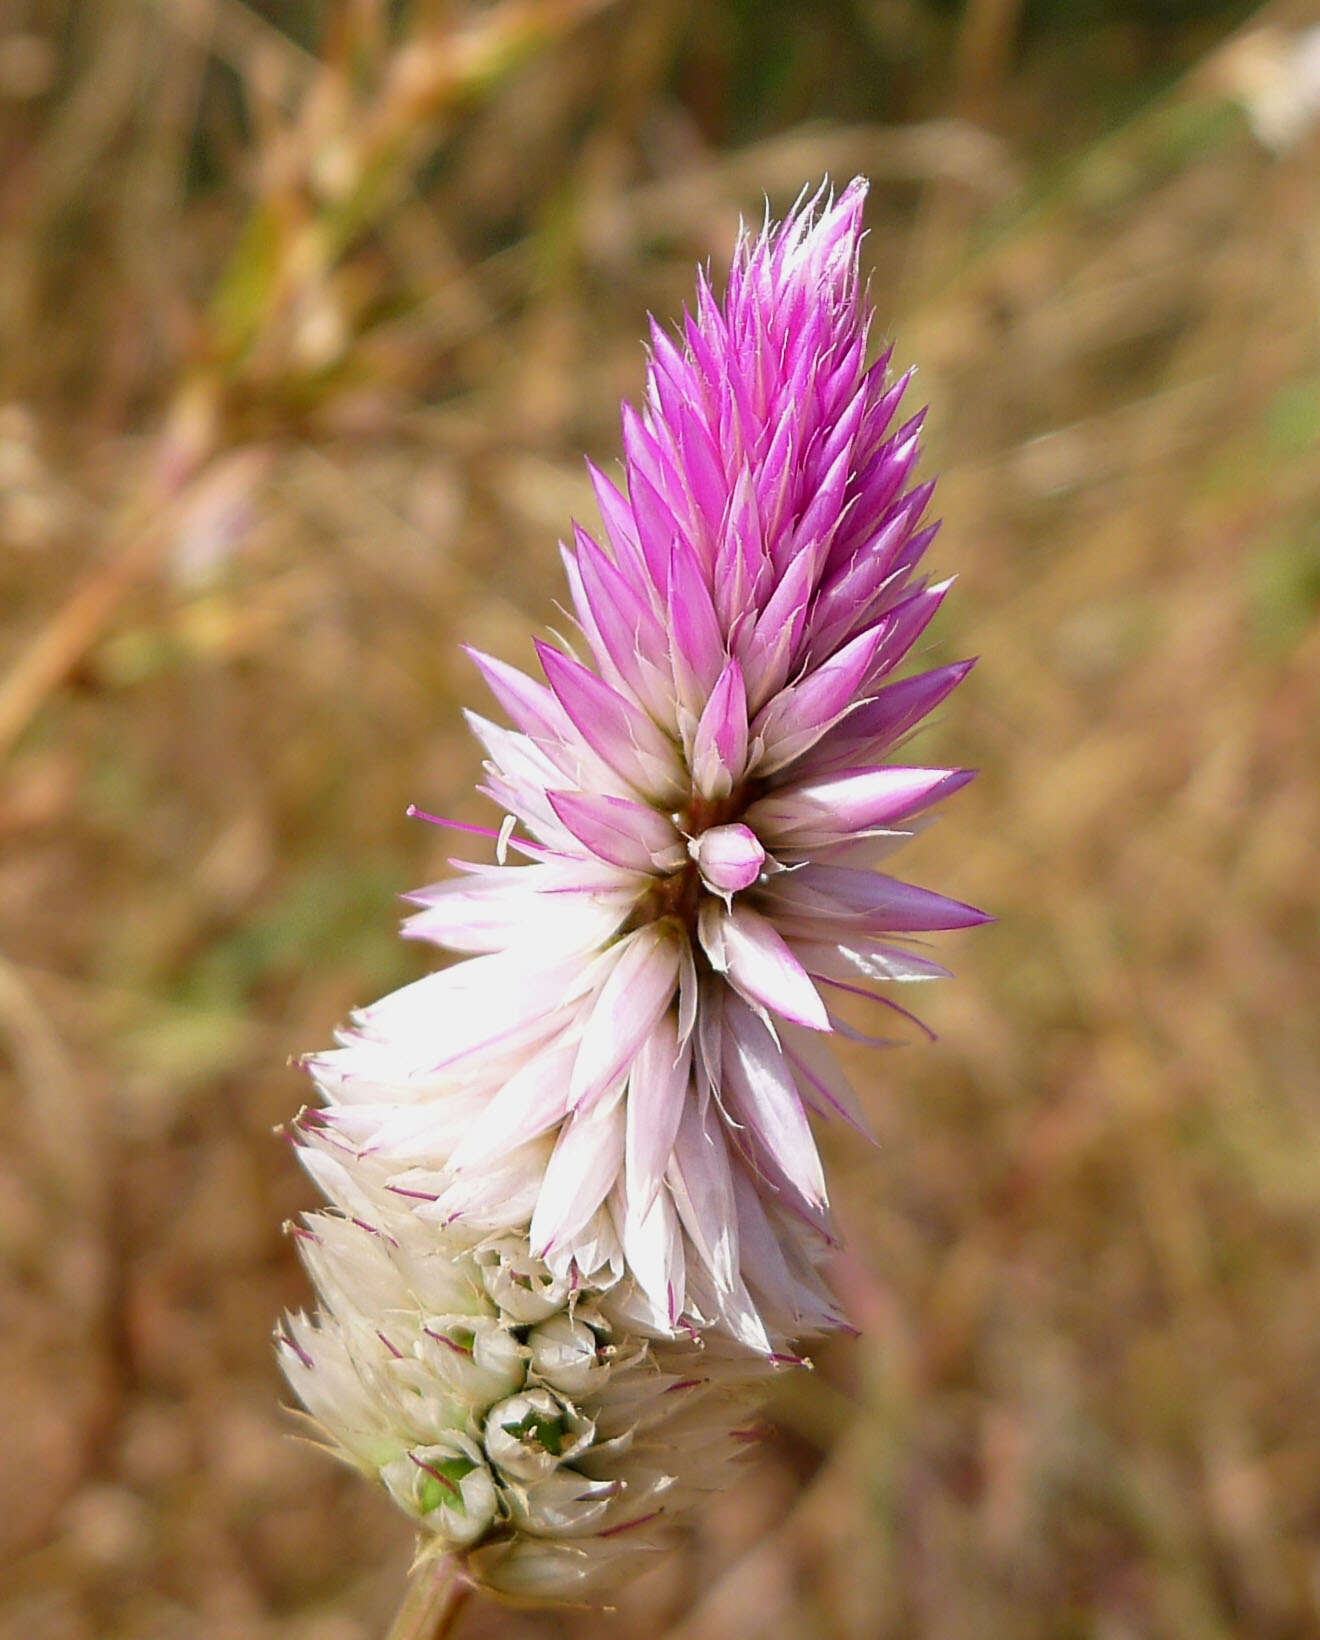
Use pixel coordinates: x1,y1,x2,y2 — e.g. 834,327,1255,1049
1265,375,1320,460
1248,526,1320,653
184,860,421,1005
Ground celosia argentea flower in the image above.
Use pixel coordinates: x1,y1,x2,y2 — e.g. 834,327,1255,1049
303,178,985,1356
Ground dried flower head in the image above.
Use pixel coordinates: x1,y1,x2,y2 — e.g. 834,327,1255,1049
304,178,985,1352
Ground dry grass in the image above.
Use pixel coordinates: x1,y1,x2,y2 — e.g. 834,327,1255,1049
2,2,1319,1636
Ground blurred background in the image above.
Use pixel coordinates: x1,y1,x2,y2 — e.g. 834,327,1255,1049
2,1,1319,1636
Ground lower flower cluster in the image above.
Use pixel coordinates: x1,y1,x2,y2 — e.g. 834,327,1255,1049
277,1136,769,1601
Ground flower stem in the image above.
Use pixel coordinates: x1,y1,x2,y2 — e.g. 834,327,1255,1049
384,1555,472,1640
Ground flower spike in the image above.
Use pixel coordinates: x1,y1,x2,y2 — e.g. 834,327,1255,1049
293,177,984,1359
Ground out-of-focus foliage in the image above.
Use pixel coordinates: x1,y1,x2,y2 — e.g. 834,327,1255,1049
1,2,1318,1638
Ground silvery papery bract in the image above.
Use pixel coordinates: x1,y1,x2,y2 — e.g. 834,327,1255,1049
301,177,986,1354
277,1128,767,1601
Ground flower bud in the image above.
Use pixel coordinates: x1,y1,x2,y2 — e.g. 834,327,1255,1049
688,823,766,896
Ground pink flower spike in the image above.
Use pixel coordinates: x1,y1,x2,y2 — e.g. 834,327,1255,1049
287,179,985,1353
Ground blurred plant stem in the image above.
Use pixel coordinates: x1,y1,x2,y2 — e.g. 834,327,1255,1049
950,0,1025,117
899,0,1024,301
0,380,216,761
202,0,609,394
0,0,609,765
384,1555,472,1640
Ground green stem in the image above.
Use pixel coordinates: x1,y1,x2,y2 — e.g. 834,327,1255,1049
384,1555,472,1640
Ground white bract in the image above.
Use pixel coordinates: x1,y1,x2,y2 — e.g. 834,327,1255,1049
277,1141,769,1600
